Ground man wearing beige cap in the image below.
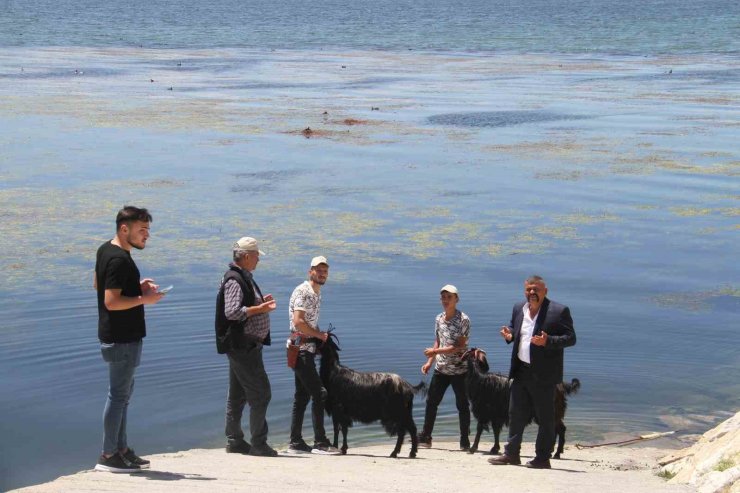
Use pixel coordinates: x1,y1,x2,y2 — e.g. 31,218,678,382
215,237,278,457
286,256,340,455
419,284,471,450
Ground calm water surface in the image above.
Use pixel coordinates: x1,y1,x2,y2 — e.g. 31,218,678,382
1,1,739,490
1,0,739,53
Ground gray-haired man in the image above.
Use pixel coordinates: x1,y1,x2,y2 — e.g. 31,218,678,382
215,237,278,457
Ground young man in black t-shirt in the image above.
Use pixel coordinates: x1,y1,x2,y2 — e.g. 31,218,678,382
94,206,164,473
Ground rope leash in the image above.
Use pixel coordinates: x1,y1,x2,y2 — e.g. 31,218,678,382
575,431,676,449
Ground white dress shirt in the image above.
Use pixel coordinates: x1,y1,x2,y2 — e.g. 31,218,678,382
517,303,540,364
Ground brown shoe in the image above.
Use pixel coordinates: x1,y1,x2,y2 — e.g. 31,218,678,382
488,454,521,465
525,458,552,469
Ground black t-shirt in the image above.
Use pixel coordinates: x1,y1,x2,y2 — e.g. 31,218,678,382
96,240,146,343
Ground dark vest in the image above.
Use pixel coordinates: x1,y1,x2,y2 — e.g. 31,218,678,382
214,265,268,354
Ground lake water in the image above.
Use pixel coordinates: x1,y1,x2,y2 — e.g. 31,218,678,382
1,1,739,490
2,0,739,54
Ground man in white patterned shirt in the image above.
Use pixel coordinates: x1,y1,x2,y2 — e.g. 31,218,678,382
419,284,471,450
215,237,278,457
286,256,340,455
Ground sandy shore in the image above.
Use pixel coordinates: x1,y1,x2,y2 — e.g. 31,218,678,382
10,441,694,493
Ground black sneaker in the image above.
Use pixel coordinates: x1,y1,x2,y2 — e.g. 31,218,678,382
249,443,278,457
226,440,252,454
122,448,150,469
488,453,521,466
94,453,142,473
311,442,341,455
460,439,471,451
525,458,552,469
286,441,313,454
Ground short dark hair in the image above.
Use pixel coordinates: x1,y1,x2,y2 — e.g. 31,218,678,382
116,206,152,230
525,275,545,285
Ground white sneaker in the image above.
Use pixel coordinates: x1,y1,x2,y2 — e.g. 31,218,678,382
311,443,341,455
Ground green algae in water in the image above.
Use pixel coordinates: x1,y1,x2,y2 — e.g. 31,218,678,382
652,286,740,312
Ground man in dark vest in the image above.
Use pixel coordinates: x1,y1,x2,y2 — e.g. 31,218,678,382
215,236,278,457
489,275,576,469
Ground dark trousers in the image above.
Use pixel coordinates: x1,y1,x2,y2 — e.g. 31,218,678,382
421,371,470,445
290,351,329,445
504,365,556,460
225,342,271,447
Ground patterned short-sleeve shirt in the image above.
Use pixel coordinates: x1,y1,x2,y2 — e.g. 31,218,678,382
288,280,322,353
434,310,471,375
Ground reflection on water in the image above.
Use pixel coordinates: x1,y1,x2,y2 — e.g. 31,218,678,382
0,47,738,490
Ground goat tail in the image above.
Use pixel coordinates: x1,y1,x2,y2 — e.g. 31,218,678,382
563,378,581,395
412,381,428,398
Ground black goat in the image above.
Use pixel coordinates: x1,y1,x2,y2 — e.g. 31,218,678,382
462,348,580,459
319,334,426,458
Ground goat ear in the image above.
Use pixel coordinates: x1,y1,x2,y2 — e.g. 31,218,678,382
329,333,341,351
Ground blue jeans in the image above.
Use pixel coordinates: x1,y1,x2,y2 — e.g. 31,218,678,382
100,340,142,455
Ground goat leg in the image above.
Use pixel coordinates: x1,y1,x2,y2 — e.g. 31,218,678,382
554,422,566,459
407,414,418,458
490,424,503,455
332,415,340,449
340,422,349,455
390,428,405,458
469,422,484,454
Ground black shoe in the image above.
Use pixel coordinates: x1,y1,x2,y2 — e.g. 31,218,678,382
94,453,142,473
122,448,150,469
488,453,521,466
460,439,471,451
226,440,252,454
418,436,432,448
287,441,313,454
249,443,278,457
525,458,552,469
